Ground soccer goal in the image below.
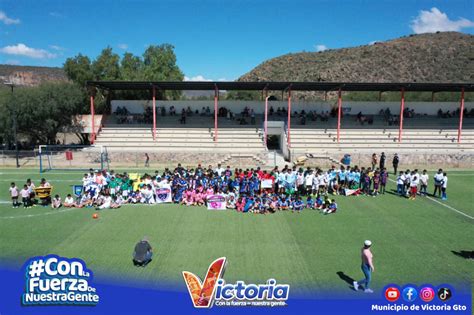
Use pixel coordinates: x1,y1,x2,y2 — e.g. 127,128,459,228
38,145,109,173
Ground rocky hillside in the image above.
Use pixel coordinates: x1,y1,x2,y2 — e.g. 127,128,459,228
239,32,474,84
0,65,68,86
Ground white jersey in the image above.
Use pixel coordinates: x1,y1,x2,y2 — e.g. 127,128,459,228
420,174,429,186
442,176,448,188
434,173,444,185
305,174,314,186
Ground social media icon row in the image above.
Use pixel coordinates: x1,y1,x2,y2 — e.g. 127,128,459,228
384,286,452,303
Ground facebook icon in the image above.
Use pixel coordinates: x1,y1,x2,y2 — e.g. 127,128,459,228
402,286,418,302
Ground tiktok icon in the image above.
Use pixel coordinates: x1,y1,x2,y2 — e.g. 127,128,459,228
437,288,452,302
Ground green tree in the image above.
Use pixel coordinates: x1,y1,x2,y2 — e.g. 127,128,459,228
143,44,184,99
92,47,121,81
63,54,94,87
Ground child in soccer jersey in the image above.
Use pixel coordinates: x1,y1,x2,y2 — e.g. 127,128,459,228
243,197,254,213
268,196,278,213
110,196,122,209
9,182,20,208
194,190,205,206
19,184,31,208
226,195,236,209
306,195,315,209
251,196,262,213
293,197,304,213
380,168,388,194
279,197,290,211
52,194,62,209
182,188,193,206
409,171,419,200
441,172,448,200
323,199,337,214
63,194,75,208
419,170,429,196
362,172,371,195
315,194,324,210
372,171,380,196
236,196,246,212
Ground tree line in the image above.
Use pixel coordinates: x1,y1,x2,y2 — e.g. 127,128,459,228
0,44,184,149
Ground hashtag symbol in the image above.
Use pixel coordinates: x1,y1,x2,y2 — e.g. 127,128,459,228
28,259,45,277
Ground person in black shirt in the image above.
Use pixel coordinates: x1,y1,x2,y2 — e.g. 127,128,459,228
133,236,153,266
379,152,386,170
392,153,399,175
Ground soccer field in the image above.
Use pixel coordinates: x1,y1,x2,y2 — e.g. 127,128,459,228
0,168,472,294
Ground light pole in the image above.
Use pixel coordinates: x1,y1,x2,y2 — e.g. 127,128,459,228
4,82,19,168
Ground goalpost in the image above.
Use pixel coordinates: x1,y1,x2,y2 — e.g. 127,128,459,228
38,145,109,173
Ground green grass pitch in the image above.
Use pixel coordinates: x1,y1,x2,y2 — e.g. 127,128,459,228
0,168,472,294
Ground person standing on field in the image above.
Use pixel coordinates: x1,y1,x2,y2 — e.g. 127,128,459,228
353,240,374,293
379,152,386,170
392,153,399,175
371,153,378,170
145,153,150,168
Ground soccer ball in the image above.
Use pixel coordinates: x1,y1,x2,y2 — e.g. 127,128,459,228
92,213,99,219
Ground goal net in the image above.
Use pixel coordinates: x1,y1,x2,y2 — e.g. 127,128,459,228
38,145,109,173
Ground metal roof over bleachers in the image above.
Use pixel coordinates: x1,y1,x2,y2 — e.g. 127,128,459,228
87,81,474,92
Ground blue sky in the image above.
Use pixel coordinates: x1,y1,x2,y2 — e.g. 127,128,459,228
0,0,473,80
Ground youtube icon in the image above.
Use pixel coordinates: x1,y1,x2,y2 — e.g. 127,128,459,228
385,287,400,302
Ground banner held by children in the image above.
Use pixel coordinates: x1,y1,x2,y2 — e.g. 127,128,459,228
207,195,226,210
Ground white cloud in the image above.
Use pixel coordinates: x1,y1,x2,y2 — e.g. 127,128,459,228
411,7,474,34
0,10,20,25
184,75,212,81
5,59,20,65
117,43,128,50
369,40,379,45
49,45,66,51
0,43,57,59
314,44,328,52
49,12,65,18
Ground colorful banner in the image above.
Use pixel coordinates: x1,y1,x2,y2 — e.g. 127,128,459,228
207,195,226,210
261,179,273,189
34,186,53,199
155,185,172,203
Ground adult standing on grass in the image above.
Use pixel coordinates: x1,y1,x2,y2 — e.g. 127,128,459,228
145,153,150,168
353,240,374,293
371,153,378,170
392,153,399,175
379,152,386,170
433,169,444,198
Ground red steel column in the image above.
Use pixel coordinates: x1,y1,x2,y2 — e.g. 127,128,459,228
337,88,342,142
398,88,405,142
264,94,269,148
214,86,218,141
457,87,465,143
287,88,292,148
90,95,95,144
152,86,156,141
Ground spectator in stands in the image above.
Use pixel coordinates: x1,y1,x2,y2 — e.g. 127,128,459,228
269,106,274,116
392,153,399,175
200,107,206,116
180,109,186,124
186,106,192,116
206,106,211,116
250,109,256,124
169,106,175,116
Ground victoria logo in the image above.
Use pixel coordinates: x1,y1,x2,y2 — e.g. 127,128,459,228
182,257,289,308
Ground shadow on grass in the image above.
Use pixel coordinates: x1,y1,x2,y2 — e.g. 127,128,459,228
336,271,356,290
451,250,474,260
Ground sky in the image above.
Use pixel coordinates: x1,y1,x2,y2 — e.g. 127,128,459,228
0,0,473,81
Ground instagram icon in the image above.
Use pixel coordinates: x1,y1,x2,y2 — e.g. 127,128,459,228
419,287,435,302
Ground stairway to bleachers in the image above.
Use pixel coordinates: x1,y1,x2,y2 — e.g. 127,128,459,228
93,125,266,153
289,128,474,154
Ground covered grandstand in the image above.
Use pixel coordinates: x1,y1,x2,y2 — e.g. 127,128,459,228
86,81,474,168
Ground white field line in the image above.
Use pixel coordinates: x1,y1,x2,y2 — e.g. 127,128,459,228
0,207,82,219
388,178,474,220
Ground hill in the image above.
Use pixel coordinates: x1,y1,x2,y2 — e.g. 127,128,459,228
239,32,474,85
0,64,68,86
